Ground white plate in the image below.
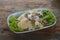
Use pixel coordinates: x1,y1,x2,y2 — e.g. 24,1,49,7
7,8,56,34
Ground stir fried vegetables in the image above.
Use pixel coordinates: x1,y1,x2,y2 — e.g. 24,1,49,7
9,9,55,32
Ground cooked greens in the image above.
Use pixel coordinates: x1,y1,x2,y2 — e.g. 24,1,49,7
9,16,23,32
42,10,55,26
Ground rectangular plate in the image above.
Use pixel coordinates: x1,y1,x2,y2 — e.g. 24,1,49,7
7,8,56,34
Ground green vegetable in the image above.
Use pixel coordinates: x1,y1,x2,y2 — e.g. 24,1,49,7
42,10,55,26
9,16,23,32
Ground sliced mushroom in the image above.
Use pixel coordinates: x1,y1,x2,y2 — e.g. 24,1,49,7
18,18,32,29
35,21,43,28
38,11,43,16
17,14,25,21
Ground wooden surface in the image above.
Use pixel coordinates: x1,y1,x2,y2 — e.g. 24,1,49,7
0,0,60,40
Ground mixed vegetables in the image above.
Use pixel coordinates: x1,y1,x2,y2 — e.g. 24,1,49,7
9,9,55,32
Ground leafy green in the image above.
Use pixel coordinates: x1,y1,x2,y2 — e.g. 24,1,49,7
42,10,55,26
9,16,23,32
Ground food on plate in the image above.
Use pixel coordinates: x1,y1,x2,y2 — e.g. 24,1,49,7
9,9,55,32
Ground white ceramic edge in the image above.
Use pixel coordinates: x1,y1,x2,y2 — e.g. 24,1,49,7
7,8,57,34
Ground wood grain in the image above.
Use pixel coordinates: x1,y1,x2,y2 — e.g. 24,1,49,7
0,0,60,40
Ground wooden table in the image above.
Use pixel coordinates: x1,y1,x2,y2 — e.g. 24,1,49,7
0,0,60,40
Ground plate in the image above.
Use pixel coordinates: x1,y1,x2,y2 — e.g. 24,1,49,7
7,8,56,34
